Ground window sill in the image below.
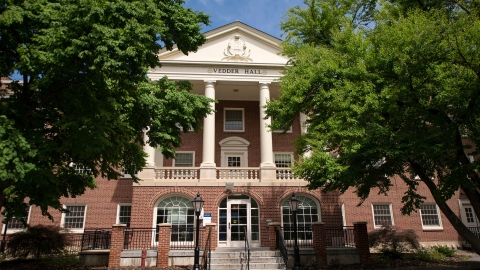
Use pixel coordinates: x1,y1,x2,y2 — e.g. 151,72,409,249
422,227,443,231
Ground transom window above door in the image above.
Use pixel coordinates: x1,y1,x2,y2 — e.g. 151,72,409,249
224,109,244,132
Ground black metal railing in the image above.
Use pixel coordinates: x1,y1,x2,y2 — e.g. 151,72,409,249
275,227,288,268
468,227,480,238
324,226,355,247
81,229,111,250
281,226,314,248
202,226,212,270
123,228,158,250
170,227,201,249
243,227,250,270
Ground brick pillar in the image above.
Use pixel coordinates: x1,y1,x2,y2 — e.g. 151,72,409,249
268,222,281,250
353,222,371,264
108,224,126,267
205,223,218,251
157,223,171,268
312,222,327,266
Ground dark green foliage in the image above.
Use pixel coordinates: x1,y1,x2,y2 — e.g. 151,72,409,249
431,245,456,257
0,0,213,219
369,225,420,256
6,225,71,259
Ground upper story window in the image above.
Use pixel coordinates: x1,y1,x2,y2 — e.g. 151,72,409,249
372,204,393,228
62,205,86,231
174,152,194,167
117,204,132,227
275,153,293,168
224,108,244,132
420,204,442,230
72,163,91,174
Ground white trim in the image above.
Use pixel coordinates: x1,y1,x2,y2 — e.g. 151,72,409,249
419,203,443,230
224,108,245,132
341,204,346,227
173,151,195,167
2,206,31,234
371,203,394,228
116,204,132,226
61,204,87,232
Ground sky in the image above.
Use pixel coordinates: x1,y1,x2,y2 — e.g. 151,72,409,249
183,0,306,39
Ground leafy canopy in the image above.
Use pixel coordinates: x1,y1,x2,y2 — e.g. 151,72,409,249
0,0,213,220
267,0,480,252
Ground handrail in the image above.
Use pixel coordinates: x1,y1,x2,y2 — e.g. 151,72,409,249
275,226,288,268
202,226,212,270
243,227,250,270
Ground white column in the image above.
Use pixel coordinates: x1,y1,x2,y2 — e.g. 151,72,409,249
137,129,156,181
143,130,156,167
200,81,216,181
259,82,276,180
300,113,312,158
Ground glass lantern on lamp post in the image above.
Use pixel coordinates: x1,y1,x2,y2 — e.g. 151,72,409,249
192,193,204,270
289,193,301,270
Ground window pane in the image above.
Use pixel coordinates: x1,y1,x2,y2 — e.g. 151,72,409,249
119,205,131,227
225,110,243,130
373,205,392,226
175,153,193,167
275,154,292,168
64,206,86,229
421,204,440,226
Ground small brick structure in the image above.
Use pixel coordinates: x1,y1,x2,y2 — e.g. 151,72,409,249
312,222,327,265
108,224,126,267
354,222,371,264
157,223,171,268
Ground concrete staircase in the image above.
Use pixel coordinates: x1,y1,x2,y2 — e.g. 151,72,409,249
207,247,286,270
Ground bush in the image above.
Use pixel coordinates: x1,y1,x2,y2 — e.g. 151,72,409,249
411,247,447,262
369,225,420,257
431,245,456,257
6,225,72,259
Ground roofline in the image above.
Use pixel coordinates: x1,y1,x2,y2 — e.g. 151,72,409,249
203,21,282,42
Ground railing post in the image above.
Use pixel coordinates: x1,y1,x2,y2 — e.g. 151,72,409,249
108,224,126,267
206,223,217,251
268,222,281,250
353,222,371,264
312,222,327,266
157,223,171,268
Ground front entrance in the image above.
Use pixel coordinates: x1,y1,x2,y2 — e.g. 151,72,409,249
218,195,260,247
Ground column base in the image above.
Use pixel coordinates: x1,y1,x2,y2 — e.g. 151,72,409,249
137,167,155,181
200,163,217,181
260,165,276,181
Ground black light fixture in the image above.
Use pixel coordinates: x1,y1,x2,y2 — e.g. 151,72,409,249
289,193,301,270
192,193,204,270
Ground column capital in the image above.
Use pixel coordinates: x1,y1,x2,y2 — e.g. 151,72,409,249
204,80,216,85
258,81,272,86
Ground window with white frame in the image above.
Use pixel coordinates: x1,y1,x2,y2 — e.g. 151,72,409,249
224,109,244,131
420,204,442,229
72,163,91,174
372,204,393,228
174,153,194,167
156,196,195,242
63,205,86,230
117,205,132,227
4,207,30,230
281,195,319,241
275,153,293,168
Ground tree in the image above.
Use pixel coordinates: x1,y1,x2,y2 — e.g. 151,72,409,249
0,0,214,221
267,0,480,253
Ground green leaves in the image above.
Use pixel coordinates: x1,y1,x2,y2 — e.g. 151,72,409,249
0,0,211,219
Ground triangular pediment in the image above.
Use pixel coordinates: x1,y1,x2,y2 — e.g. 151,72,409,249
158,21,288,65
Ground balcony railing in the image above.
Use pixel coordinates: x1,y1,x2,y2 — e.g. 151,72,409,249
154,167,301,180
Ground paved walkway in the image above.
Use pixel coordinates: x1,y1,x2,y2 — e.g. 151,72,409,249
383,256,480,270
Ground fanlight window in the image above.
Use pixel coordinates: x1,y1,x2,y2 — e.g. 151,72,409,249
156,196,195,242
282,195,319,241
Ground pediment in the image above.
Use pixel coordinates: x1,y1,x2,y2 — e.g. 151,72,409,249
158,21,288,65
219,136,250,147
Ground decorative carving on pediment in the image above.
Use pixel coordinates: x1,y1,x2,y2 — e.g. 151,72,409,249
222,35,252,62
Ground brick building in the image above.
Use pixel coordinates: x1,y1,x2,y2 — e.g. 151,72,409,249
1,21,476,250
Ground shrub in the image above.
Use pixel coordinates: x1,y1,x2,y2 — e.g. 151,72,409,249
6,225,72,259
369,225,420,256
412,247,447,262
431,245,456,257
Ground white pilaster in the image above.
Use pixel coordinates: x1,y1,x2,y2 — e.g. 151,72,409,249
200,81,217,181
259,82,276,180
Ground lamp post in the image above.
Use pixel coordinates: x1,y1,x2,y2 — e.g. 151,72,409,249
192,193,204,270
289,193,301,270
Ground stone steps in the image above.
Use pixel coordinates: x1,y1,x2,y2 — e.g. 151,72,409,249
208,248,285,270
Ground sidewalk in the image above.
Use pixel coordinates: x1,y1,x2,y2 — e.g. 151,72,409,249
382,256,480,270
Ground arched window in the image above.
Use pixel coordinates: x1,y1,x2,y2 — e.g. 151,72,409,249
281,195,319,241
156,196,195,242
